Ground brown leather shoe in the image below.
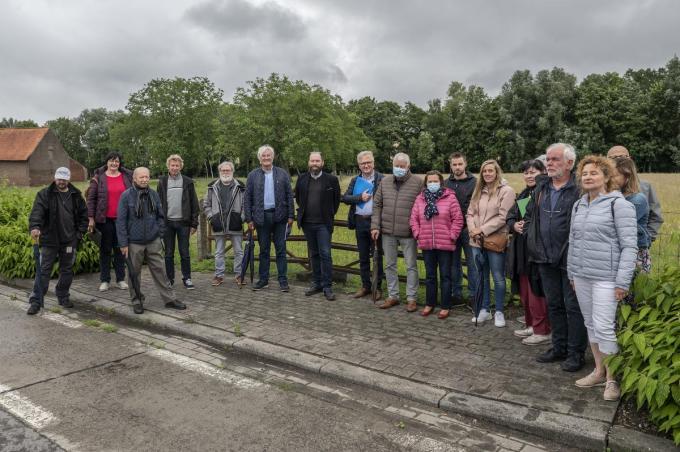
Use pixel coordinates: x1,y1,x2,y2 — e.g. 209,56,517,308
406,300,418,312
437,309,450,320
421,306,433,317
378,297,399,309
211,276,223,286
353,287,370,298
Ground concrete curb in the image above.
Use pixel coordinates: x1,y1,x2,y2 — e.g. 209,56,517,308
8,279,666,451
607,425,678,452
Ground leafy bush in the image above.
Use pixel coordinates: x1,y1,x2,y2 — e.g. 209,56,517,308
608,267,680,445
0,187,99,279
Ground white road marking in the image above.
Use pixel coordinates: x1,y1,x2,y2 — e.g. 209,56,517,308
42,312,82,329
148,349,263,389
391,432,463,452
0,384,56,429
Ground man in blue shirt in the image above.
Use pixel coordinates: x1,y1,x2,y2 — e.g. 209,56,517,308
244,145,295,292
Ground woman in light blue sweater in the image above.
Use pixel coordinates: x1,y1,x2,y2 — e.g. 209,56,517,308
567,155,637,402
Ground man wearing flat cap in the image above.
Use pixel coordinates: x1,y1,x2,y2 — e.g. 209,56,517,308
27,167,88,315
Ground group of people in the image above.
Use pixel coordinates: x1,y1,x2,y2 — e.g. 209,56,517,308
26,142,662,402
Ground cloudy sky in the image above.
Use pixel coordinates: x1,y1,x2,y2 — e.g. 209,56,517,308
1,0,678,123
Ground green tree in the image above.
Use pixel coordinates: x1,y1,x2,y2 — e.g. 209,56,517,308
346,97,402,171
0,118,39,128
45,116,86,164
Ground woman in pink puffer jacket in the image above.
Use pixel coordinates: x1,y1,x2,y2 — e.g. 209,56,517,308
410,170,464,319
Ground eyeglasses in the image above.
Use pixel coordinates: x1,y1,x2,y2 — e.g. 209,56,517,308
359,161,374,166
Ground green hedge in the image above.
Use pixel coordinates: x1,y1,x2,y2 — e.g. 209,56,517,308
608,267,680,445
0,187,99,279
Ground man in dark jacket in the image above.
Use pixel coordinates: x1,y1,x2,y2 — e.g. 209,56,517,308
118,167,186,314
524,143,587,372
27,167,88,315
157,154,199,290
295,152,341,300
444,152,477,307
341,150,384,300
244,145,295,292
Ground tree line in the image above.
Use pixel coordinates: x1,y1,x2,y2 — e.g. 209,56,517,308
3,56,679,175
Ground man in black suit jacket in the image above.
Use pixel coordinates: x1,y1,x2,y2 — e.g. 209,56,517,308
294,152,341,300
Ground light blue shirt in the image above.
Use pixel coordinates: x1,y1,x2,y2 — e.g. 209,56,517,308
263,169,275,209
355,173,374,216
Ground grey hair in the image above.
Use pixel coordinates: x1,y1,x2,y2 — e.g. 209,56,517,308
309,151,323,160
546,143,576,170
392,152,410,166
218,161,235,172
356,150,374,164
257,145,275,159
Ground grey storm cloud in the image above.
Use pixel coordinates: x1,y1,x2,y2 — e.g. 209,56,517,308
0,0,678,123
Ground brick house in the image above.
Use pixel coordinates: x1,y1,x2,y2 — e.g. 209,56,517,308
0,128,87,186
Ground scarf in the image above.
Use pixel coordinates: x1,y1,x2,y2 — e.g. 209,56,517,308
423,188,444,220
134,186,157,218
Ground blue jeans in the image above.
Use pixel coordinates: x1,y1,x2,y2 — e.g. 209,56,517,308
255,210,288,284
470,247,506,313
303,223,333,289
164,221,191,283
96,219,125,283
423,249,453,309
452,229,477,298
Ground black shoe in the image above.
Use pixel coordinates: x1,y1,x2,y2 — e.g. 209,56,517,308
280,281,290,292
536,348,567,363
27,303,41,315
252,280,269,291
561,354,586,372
132,303,144,314
305,286,323,296
59,299,74,308
165,300,187,310
323,289,336,301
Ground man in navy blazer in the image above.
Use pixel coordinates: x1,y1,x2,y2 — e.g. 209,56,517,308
244,145,295,292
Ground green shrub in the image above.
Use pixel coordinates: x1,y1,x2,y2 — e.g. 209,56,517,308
0,187,99,279
608,267,680,445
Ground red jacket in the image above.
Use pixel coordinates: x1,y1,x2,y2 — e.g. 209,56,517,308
410,188,464,251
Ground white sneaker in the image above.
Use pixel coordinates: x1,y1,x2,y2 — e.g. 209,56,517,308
99,282,109,292
471,309,491,323
522,333,552,346
116,281,129,290
513,326,534,338
494,311,506,327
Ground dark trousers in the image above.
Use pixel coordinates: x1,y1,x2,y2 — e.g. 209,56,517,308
30,244,76,305
255,210,288,283
355,216,383,290
423,249,453,309
164,220,191,283
303,223,333,289
96,218,125,283
538,264,588,357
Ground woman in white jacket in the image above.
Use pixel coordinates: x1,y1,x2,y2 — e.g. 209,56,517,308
568,155,637,402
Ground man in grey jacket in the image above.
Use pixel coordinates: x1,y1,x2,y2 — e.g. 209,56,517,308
607,146,664,242
204,161,245,286
370,152,422,311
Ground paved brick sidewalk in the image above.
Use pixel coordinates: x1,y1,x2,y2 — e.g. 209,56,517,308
68,271,617,429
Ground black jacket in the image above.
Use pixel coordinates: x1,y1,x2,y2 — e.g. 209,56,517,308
444,171,476,226
294,172,341,230
341,171,384,229
29,183,88,247
506,184,543,297
524,173,580,269
157,174,200,229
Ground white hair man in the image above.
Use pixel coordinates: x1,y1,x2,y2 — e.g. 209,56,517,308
524,143,587,372
204,161,246,286
370,152,422,311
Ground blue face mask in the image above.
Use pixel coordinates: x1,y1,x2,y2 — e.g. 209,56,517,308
393,167,407,178
427,182,440,193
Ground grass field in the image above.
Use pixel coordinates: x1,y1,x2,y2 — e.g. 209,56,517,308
20,172,680,299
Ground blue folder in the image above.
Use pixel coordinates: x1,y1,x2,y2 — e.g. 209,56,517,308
352,177,373,209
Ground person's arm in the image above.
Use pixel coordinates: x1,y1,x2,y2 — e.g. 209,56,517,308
28,190,47,238
244,173,253,225
332,176,341,214
76,196,89,237
449,195,464,242
203,187,213,219
370,182,384,236
567,203,577,282
285,172,295,223
116,192,129,248
341,176,362,205
614,200,639,294
86,177,98,231
644,182,664,241
506,195,520,233
189,180,200,230
409,196,421,241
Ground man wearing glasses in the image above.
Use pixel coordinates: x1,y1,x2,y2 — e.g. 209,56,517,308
524,143,587,372
342,151,384,300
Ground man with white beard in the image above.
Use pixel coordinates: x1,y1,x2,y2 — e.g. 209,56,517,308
203,161,246,286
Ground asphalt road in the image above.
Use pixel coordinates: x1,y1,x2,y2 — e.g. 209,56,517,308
0,289,569,452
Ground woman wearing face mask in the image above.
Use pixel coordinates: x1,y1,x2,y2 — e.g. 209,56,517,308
467,160,516,327
568,155,637,401
410,171,464,319
506,160,551,345
203,161,246,286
